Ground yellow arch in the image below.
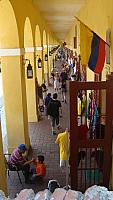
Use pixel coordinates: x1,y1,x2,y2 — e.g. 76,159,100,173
43,29,47,46
0,0,19,48
24,17,33,47
35,25,41,46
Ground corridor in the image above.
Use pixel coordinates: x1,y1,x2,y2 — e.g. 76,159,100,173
7,60,70,198
0,0,113,198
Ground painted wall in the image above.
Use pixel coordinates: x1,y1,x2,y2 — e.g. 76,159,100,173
77,0,113,76
0,0,57,152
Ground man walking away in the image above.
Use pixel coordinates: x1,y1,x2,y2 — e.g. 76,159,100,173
47,93,62,135
44,93,52,116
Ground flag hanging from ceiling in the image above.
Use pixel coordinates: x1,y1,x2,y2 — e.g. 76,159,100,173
79,19,106,74
88,32,105,74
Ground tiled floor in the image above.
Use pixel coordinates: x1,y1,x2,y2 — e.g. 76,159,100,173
7,61,70,198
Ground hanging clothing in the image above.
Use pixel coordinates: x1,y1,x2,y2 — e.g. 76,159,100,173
86,98,99,131
77,94,86,125
55,131,70,161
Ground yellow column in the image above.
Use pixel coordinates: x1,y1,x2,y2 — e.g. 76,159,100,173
1,55,30,152
47,44,50,84
49,45,53,77
25,51,37,122
41,48,44,82
48,47,51,78
0,122,7,195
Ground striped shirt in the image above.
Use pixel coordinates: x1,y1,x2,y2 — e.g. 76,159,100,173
9,148,26,166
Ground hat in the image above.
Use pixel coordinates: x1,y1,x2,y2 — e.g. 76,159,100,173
18,144,27,151
48,180,60,193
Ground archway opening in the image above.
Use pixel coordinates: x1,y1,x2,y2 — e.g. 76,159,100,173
24,17,37,122
35,25,42,85
43,30,48,84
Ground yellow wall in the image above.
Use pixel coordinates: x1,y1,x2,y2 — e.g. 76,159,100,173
77,0,113,77
0,0,19,48
65,20,80,56
0,0,57,151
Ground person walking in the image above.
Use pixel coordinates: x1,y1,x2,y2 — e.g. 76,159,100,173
47,93,62,135
60,68,68,103
61,79,67,103
44,93,52,116
54,72,60,92
41,82,48,100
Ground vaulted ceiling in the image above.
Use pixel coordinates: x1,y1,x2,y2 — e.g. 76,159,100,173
32,0,86,41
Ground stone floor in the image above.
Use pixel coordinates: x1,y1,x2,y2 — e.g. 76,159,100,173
7,61,70,198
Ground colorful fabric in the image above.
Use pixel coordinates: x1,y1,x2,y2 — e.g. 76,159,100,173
80,22,93,65
77,94,86,116
88,32,105,73
36,161,46,177
86,98,99,131
55,131,70,161
80,22,105,74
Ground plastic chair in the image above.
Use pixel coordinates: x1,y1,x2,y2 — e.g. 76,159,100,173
4,153,23,184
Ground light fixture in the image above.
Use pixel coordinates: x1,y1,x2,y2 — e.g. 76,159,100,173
45,54,48,61
25,59,33,79
35,55,42,68
38,57,42,68
49,51,52,56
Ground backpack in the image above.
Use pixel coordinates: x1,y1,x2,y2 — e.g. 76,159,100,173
47,101,52,115
47,100,56,116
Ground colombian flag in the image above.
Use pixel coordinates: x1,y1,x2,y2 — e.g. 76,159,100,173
88,32,105,73
80,22,106,74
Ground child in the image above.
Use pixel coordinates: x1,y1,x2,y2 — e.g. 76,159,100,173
31,155,46,182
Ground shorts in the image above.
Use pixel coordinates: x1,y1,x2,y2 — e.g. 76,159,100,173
51,116,59,128
61,88,66,92
54,80,59,89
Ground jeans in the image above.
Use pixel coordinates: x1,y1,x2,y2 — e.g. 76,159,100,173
50,116,59,130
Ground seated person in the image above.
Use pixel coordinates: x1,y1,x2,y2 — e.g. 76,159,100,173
31,155,46,182
8,144,35,183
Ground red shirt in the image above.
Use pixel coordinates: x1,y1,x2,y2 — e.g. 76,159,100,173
36,161,46,177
